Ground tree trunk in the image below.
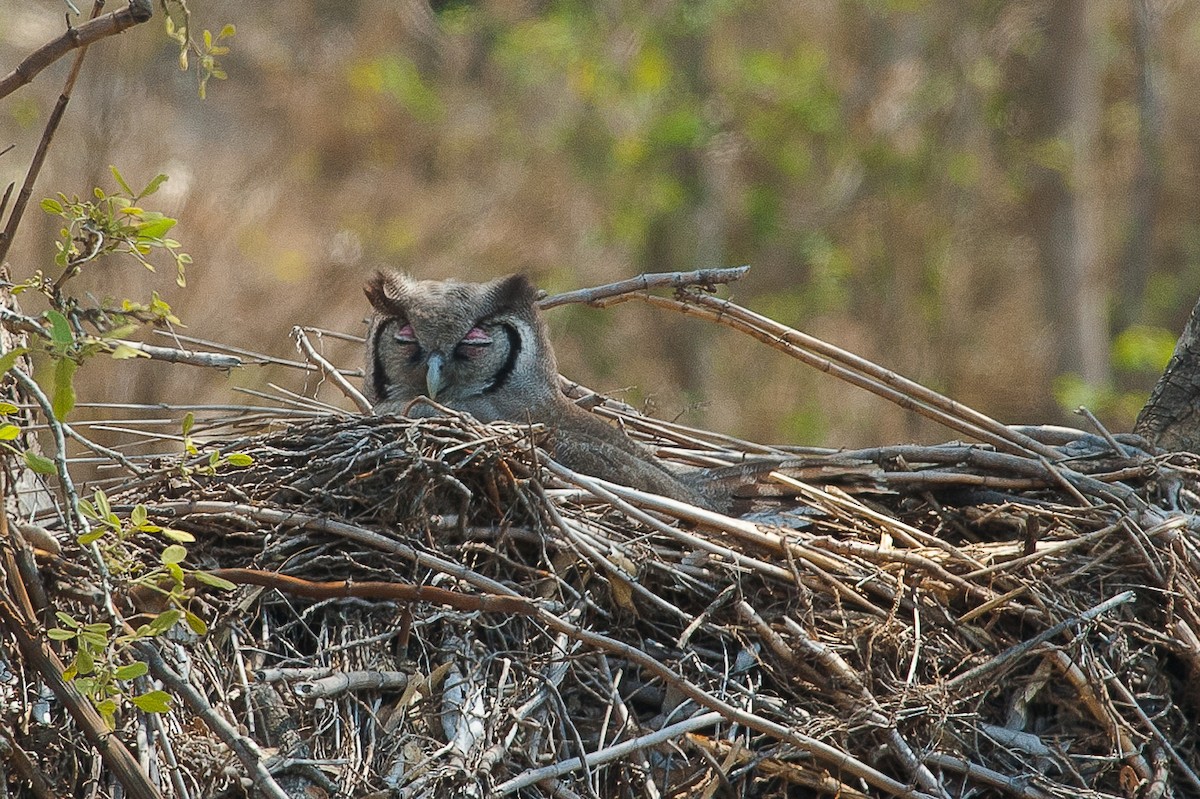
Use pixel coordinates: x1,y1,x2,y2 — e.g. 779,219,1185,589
1134,293,1200,452
1034,1,1109,387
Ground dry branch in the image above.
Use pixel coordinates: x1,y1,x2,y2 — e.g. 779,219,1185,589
0,0,154,101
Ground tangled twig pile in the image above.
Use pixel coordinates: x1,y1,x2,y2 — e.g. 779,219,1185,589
3,270,1200,798
7,404,1199,799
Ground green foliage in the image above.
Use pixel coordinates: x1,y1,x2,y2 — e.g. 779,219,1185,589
1112,325,1175,374
41,166,190,286
178,411,255,478
162,1,236,99
51,488,235,726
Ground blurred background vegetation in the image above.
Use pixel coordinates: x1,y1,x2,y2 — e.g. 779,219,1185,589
0,0,1195,448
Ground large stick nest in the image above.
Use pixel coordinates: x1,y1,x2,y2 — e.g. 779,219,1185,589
2,272,1199,799
7,404,1200,799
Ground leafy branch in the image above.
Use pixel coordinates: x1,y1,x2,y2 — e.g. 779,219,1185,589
49,488,237,727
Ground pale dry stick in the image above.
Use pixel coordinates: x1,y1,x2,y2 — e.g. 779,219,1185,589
265,382,352,415
0,0,153,100
292,326,372,413
806,535,996,605
152,329,333,372
539,491,691,623
109,339,242,369
296,326,364,343
921,753,1053,799
143,501,518,598
526,601,937,799
595,658,661,799
9,366,85,536
1046,648,1153,784
1106,672,1200,794
294,671,410,700
691,293,1068,459
1074,405,1136,458
543,463,888,618
961,523,1120,582
62,422,146,475
497,711,726,795
133,643,290,799
593,290,1055,460
537,266,750,310
762,614,949,799
945,590,1136,692
145,710,190,799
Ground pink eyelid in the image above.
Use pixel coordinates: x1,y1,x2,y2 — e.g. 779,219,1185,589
394,323,416,342
461,326,492,344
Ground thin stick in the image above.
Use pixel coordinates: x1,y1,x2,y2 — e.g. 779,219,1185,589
945,590,1136,691
110,339,242,369
133,643,290,799
292,326,371,413
496,711,725,794
538,266,749,310
0,2,152,263
0,0,154,101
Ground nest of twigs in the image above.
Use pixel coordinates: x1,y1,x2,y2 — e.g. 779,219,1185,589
3,270,1200,799
6,404,1200,799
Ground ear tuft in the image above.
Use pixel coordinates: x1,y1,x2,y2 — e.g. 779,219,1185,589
492,273,539,310
365,271,405,314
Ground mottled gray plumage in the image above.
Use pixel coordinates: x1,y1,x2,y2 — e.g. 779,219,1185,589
364,272,716,507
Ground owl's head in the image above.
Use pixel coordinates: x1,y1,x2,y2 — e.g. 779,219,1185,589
363,272,561,420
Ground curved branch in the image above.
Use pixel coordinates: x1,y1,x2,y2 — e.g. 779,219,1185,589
0,1,154,102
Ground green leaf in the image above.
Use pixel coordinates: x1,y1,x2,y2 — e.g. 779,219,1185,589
224,453,254,467
46,311,72,349
193,571,236,591
52,357,77,420
130,505,148,528
0,424,20,441
99,323,141,340
134,216,177,240
140,174,169,198
55,611,79,627
94,490,112,520
110,343,148,360
75,647,95,676
131,690,172,713
109,165,134,196
219,23,236,39
97,699,118,728
47,628,76,641
184,610,208,635
181,412,194,437
147,609,182,636
0,348,27,378
77,529,105,545
161,527,195,543
79,631,108,649
166,562,185,584
161,544,187,565
114,661,149,681
40,198,63,214
0,401,18,414
24,450,57,475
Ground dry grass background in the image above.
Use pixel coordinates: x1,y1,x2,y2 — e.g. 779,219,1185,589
2,1,1199,449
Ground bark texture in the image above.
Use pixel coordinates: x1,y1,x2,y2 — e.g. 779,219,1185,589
1134,295,1200,453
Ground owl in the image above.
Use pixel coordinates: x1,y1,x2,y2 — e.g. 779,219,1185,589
363,271,716,508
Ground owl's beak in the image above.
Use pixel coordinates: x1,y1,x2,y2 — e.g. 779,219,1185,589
425,353,446,400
